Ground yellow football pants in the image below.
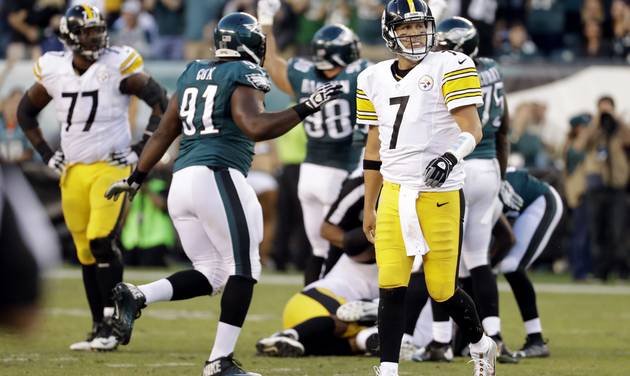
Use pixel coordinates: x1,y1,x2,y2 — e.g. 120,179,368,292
375,181,463,302
60,162,131,265
283,288,362,338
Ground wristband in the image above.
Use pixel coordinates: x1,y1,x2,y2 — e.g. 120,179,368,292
127,169,148,185
363,159,382,171
447,131,476,162
292,102,317,120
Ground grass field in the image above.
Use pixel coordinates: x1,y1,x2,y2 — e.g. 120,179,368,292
2,267,630,376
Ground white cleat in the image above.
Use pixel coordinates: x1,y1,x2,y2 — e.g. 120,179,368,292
373,365,399,376
399,334,419,361
470,336,497,376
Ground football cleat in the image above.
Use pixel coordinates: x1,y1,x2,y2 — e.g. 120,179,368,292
255,329,304,357
373,365,399,376
69,322,100,351
336,299,378,325
469,336,497,376
90,317,119,351
399,334,419,361
202,353,261,376
412,340,454,362
112,282,146,345
491,336,519,364
515,336,550,358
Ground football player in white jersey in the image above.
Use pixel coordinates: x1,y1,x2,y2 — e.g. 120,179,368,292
17,4,167,351
358,1,496,375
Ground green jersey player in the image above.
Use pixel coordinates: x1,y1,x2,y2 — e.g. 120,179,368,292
258,0,371,284
104,12,341,376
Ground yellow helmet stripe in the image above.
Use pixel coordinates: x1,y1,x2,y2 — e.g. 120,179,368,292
407,0,416,12
82,4,94,20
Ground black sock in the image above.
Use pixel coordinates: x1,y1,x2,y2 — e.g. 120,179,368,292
82,264,103,323
504,269,539,322
469,265,499,320
293,316,336,340
95,257,123,308
219,275,255,327
379,287,407,363
304,255,325,285
404,272,428,335
527,332,544,343
438,288,483,344
166,269,213,300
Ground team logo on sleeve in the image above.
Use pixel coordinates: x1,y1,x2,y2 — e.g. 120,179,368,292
419,75,434,91
246,73,271,91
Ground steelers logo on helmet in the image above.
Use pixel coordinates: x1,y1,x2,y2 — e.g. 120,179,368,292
311,24,360,70
381,0,436,62
214,12,267,66
59,4,109,61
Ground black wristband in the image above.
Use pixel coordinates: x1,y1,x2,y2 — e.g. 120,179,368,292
34,141,54,163
363,159,382,171
443,152,458,166
127,169,148,185
292,102,316,120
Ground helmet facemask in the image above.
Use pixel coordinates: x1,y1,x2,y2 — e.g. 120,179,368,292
59,6,108,61
382,11,435,62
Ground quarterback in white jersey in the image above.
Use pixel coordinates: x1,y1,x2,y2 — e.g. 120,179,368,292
17,4,167,352
360,1,496,375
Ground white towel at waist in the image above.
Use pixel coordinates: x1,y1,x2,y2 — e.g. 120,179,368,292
398,185,430,257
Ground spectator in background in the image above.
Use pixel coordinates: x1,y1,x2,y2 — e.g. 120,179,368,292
461,0,498,56
354,0,386,46
223,0,256,15
121,176,175,267
510,102,552,169
290,0,329,55
611,0,630,62
183,0,224,59
563,113,593,281
579,96,630,281
0,88,33,163
581,0,605,24
525,0,565,57
145,0,185,60
39,12,63,54
580,18,612,58
497,21,539,62
111,0,158,59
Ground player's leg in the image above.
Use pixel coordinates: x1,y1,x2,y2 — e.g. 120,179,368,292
501,188,562,358
60,164,104,351
373,182,414,375
461,160,504,348
85,163,132,351
202,167,263,375
419,190,496,375
298,163,347,284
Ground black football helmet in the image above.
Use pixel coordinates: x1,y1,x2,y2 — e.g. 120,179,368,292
59,4,108,61
436,16,479,57
311,24,360,70
214,12,266,66
381,0,435,61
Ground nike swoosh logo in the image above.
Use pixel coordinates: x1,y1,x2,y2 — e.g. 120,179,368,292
458,59,466,64
436,202,449,207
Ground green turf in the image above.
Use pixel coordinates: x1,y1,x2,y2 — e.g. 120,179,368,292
1,268,629,375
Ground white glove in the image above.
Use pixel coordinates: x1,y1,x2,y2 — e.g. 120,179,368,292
47,150,67,176
499,180,524,211
257,0,281,26
303,82,343,111
107,150,138,167
104,178,141,201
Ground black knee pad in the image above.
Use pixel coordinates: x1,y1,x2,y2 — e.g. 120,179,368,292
89,236,121,264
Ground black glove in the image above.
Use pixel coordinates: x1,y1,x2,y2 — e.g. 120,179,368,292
424,152,457,188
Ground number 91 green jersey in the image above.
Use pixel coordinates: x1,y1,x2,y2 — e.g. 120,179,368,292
173,60,271,176
466,57,505,160
287,57,371,172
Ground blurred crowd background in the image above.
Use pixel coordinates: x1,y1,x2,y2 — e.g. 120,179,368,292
0,0,629,284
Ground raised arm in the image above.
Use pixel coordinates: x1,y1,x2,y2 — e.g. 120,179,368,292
258,0,294,96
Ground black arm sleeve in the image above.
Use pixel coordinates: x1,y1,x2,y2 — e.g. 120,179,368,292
17,94,41,131
134,76,168,112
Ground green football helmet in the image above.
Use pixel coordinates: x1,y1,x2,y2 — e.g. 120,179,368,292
214,12,266,66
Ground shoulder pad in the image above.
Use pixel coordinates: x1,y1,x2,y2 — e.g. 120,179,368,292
33,51,68,81
102,45,144,76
